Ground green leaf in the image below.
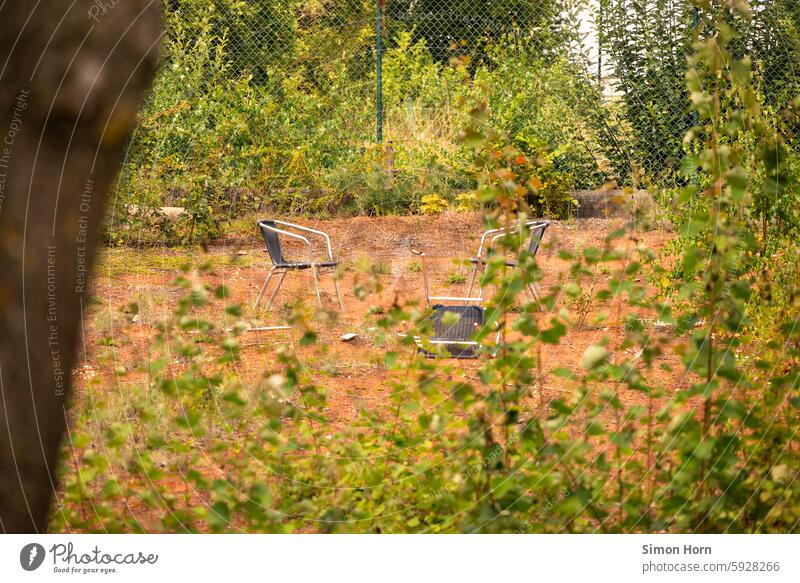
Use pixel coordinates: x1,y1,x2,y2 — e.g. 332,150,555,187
693,438,715,461
225,303,242,317
730,57,751,85
209,502,231,530
440,311,462,327
453,383,474,402
539,320,566,344
552,367,575,380
586,421,605,436
727,166,747,201
580,345,608,370
679,155,699,177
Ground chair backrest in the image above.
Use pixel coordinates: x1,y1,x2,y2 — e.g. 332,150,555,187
430,305,484,342
482,220,550,259
527,221,549,257
257,220,287,266
428,305,484,358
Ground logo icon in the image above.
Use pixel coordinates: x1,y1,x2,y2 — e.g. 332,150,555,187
20,543,46,571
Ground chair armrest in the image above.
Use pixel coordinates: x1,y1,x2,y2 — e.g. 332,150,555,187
486,231,521,255
482,220,550,255
475,220,529,256
524,219,550,230
272,220,335,260
475,227,505,257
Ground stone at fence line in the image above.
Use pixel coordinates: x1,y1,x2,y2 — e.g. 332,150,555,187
571,189,655,220
127,205,187,221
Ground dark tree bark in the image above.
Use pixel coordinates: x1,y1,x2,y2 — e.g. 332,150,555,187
0,1,161,532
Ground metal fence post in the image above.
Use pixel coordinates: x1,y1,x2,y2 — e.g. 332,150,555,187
691,5,699,128
376,0,383,143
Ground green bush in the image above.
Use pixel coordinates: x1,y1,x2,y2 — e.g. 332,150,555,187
109,1,626,242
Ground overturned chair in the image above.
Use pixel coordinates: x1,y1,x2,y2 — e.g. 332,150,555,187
254,220,345,313
406,250,494,359
467,219,550,305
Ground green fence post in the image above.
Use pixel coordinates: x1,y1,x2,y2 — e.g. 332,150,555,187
691,5,700,186
691,6,699,128
375,0,383,143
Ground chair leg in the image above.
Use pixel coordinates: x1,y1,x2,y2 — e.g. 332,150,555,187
332,268,345,312
265,270,287,312
254,267,275,309
467,264,479,298
311,264,322,308
476,263,489,300
527,282,543,310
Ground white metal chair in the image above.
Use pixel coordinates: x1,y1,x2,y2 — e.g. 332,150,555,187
254,220,345,313
405,250,492,359
467,220,550,305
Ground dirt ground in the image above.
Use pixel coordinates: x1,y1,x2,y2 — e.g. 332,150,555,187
78,212,687,432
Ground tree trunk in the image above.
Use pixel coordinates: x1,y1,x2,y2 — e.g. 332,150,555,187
0,1,161,532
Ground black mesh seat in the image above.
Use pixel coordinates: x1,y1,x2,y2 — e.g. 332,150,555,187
418,305,485,359
276,261,339,270
254,220,345,312
404,249,495,360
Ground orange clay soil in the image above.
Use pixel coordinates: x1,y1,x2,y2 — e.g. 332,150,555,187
75,213,689,430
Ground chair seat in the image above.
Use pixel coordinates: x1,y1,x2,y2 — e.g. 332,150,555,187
469,257,518,268
275,260,339,270
419,305,485,359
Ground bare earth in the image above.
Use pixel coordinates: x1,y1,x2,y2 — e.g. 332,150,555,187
78,212,685,432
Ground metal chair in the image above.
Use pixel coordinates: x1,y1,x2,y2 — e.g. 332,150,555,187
254,220,345,312
467,220,550,304
407,250,491,359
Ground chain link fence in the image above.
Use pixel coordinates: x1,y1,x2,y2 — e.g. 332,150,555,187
111,0,800,241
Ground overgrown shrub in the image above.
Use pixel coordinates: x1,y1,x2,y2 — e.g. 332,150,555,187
109,1,641,243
